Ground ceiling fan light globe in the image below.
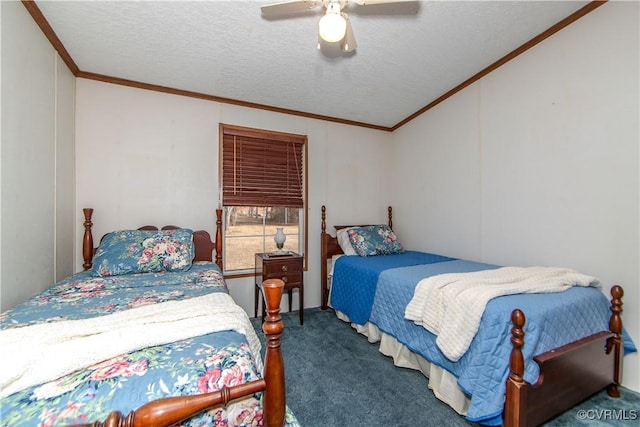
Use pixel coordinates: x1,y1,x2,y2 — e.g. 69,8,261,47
319,13,347,42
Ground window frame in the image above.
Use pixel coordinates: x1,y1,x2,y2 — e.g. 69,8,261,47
219,124,308,277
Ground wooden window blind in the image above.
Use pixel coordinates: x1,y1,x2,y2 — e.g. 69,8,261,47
221,125,305,208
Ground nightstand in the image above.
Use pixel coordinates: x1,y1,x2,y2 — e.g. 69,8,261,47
255,252,304,325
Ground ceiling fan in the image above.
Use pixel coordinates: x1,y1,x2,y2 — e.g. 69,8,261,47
260,0,414,53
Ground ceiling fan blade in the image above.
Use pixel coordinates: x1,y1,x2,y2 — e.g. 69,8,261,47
261,0,323,16
341,13,357,52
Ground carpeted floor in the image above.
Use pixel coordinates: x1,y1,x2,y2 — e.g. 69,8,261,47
251,307,640,426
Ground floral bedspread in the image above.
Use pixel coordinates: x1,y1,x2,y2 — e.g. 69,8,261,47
1,262,298,426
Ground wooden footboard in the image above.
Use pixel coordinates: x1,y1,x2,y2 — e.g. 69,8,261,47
74,279,286,427
504,285,624,427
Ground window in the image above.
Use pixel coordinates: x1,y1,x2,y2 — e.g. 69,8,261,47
220,124,307,274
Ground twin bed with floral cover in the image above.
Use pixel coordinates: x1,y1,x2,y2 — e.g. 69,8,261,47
1,211,297,427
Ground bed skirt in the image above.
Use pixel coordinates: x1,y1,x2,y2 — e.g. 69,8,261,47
334,310,471,416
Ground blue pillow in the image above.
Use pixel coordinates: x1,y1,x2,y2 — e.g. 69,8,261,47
347,225,404,257
91,229,195,276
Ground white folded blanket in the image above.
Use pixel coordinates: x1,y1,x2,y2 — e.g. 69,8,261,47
404,266,600,362
0,292,262,398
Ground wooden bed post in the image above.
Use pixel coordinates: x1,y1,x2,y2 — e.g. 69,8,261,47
504,309,526,427
606,285,624,398
388,206,393,229
321,206,329,310
321,205,327,234
262,279,286,427
82,208,94,270
215,209,223,270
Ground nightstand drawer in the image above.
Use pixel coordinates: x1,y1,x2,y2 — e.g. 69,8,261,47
264,271,302,286
263,258,303,275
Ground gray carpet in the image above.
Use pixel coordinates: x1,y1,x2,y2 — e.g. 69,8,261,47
251,308,639,426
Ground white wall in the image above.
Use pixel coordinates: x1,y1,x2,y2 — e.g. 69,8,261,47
55,55,76,282
0,0,3,310
0,1,75,311
392,1,639,391
74,78,393,315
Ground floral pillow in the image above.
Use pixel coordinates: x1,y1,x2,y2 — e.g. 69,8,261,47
91,229,195,277
347,225,404,257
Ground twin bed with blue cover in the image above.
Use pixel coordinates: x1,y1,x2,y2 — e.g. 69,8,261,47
0,209,295,427
320,205,633,427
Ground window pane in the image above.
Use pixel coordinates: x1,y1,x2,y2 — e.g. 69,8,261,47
224,207,300,271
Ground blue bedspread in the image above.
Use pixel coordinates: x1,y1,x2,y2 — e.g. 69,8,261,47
330,251,454,324
331,255,636,425
1,262,299,427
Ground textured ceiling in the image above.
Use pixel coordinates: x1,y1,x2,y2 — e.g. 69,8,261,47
34,0,591,129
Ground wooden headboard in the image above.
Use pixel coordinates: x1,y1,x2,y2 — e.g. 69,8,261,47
81,208,224,271
320,205,393,310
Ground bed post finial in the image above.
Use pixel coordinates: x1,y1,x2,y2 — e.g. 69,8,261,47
82,208,94,270
609,285,623,335
262,279,286,427
215,209,223,269
321,205,326,234
607,285,624,397
388,206,393,229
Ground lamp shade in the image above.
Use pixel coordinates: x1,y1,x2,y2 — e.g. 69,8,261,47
319,12,347,43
